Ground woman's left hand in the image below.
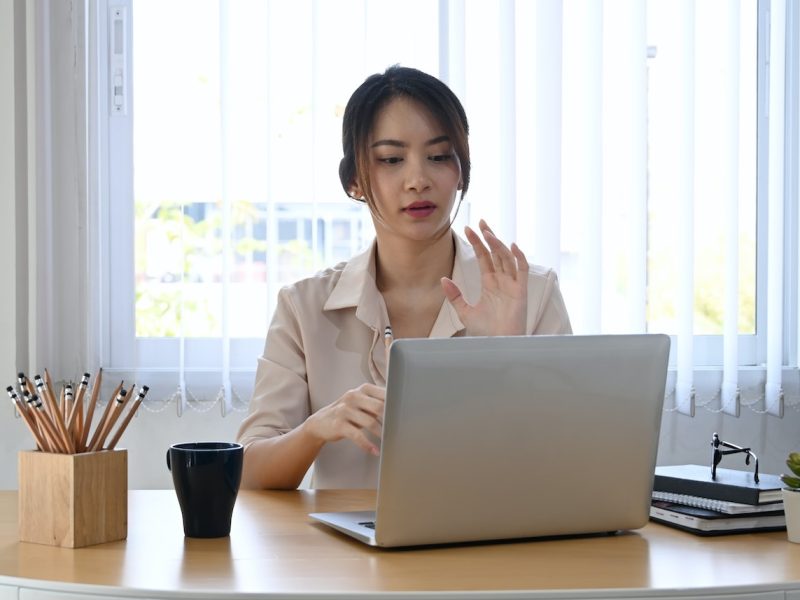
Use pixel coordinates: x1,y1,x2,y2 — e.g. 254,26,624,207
441,220,528,336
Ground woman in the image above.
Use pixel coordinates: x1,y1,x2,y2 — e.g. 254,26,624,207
237,66,571,489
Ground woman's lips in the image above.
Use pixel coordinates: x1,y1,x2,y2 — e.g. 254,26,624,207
404,202,436,219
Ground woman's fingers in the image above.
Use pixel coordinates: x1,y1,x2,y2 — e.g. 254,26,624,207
469,220,524,278
441,277,470,322
441,277,465,306
359,383,386,402
464,225,495,274
313,383,385,455
456,220,530,337
340,397,383,431
347,427,382,456
479,221,515,275
511,242,529,287
337,412,382,455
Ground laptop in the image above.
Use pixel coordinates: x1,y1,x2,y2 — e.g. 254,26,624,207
310,334,670,547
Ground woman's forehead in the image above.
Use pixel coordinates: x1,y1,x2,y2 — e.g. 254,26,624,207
369,96,447,143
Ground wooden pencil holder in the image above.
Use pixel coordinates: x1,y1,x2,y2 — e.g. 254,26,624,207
18,449,128,548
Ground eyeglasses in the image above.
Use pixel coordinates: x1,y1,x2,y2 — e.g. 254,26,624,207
711,432,759,483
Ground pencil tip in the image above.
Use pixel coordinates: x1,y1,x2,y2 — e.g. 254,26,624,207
6,386,13,393
17,372,24,379
142,385,149,392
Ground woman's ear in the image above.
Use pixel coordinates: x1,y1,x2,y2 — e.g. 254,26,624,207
349,183,364,200
453,153,464,191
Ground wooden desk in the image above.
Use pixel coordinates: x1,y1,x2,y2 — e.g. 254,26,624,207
0,490,799,599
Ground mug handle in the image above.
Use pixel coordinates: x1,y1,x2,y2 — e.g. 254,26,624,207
166,449,171,471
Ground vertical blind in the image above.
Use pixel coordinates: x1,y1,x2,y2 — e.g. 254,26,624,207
107,0,798,417
766,0,787,417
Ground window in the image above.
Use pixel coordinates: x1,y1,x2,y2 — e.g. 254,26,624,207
91,0,798,414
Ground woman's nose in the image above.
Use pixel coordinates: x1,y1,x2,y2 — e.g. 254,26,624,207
404,157,432,192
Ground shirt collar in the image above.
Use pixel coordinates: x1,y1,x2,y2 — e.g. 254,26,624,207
323,233,481,337
323,241,375,311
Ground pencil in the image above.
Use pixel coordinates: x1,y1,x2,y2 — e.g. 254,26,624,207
34,374,74,454
24,392,62,453
90,387,128,451
59,385,67,419
21,391,50,450
87,380,123,451
384,325,393,365
7,386,48,451
107,386,149,450
16,374,49,448
43,369,60,417
24,387,56,451
79,368,103,452
17,372,34,396
63,383,74,438
67,373,89,444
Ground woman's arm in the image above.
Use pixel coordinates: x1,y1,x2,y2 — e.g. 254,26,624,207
240,423,324,489
238,288,385,489
241,382,385,490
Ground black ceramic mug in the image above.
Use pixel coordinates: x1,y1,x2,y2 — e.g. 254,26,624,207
166,441,243,538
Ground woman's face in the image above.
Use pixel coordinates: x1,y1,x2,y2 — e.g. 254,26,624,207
359,96,461,242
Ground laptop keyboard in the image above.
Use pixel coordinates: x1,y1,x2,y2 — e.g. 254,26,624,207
358,521,376,530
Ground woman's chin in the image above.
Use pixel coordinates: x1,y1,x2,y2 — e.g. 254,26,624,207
379,220,451,243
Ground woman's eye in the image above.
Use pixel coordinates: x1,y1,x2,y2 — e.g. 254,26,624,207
430,154,453,163
378,157,402,165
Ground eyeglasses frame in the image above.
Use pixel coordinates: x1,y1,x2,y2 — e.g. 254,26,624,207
711,432,759,484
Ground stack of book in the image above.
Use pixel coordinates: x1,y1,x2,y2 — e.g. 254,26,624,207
650,464,786,535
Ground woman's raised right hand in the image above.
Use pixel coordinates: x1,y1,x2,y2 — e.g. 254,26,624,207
302,383,385,456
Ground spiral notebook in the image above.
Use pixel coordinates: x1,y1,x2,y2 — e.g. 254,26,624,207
651,491,782,515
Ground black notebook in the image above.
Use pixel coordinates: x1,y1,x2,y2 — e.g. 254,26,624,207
653,464,784,505
650,500,786,536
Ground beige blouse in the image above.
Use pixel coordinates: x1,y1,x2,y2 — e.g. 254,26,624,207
236,233,572,488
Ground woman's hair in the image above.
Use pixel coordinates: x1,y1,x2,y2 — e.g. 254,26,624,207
339,65,470,214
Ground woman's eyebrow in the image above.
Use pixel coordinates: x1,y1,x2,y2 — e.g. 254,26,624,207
371,139,405,148
370,135,451,149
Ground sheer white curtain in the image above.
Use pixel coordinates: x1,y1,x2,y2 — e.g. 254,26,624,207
546,0,794,417
765,0,788,417
7,0,92,382
17,0,797,420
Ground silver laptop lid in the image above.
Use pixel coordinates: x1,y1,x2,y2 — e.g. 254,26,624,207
373,334,669,547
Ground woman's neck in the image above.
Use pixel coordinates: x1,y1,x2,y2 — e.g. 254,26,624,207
374,229,455,294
